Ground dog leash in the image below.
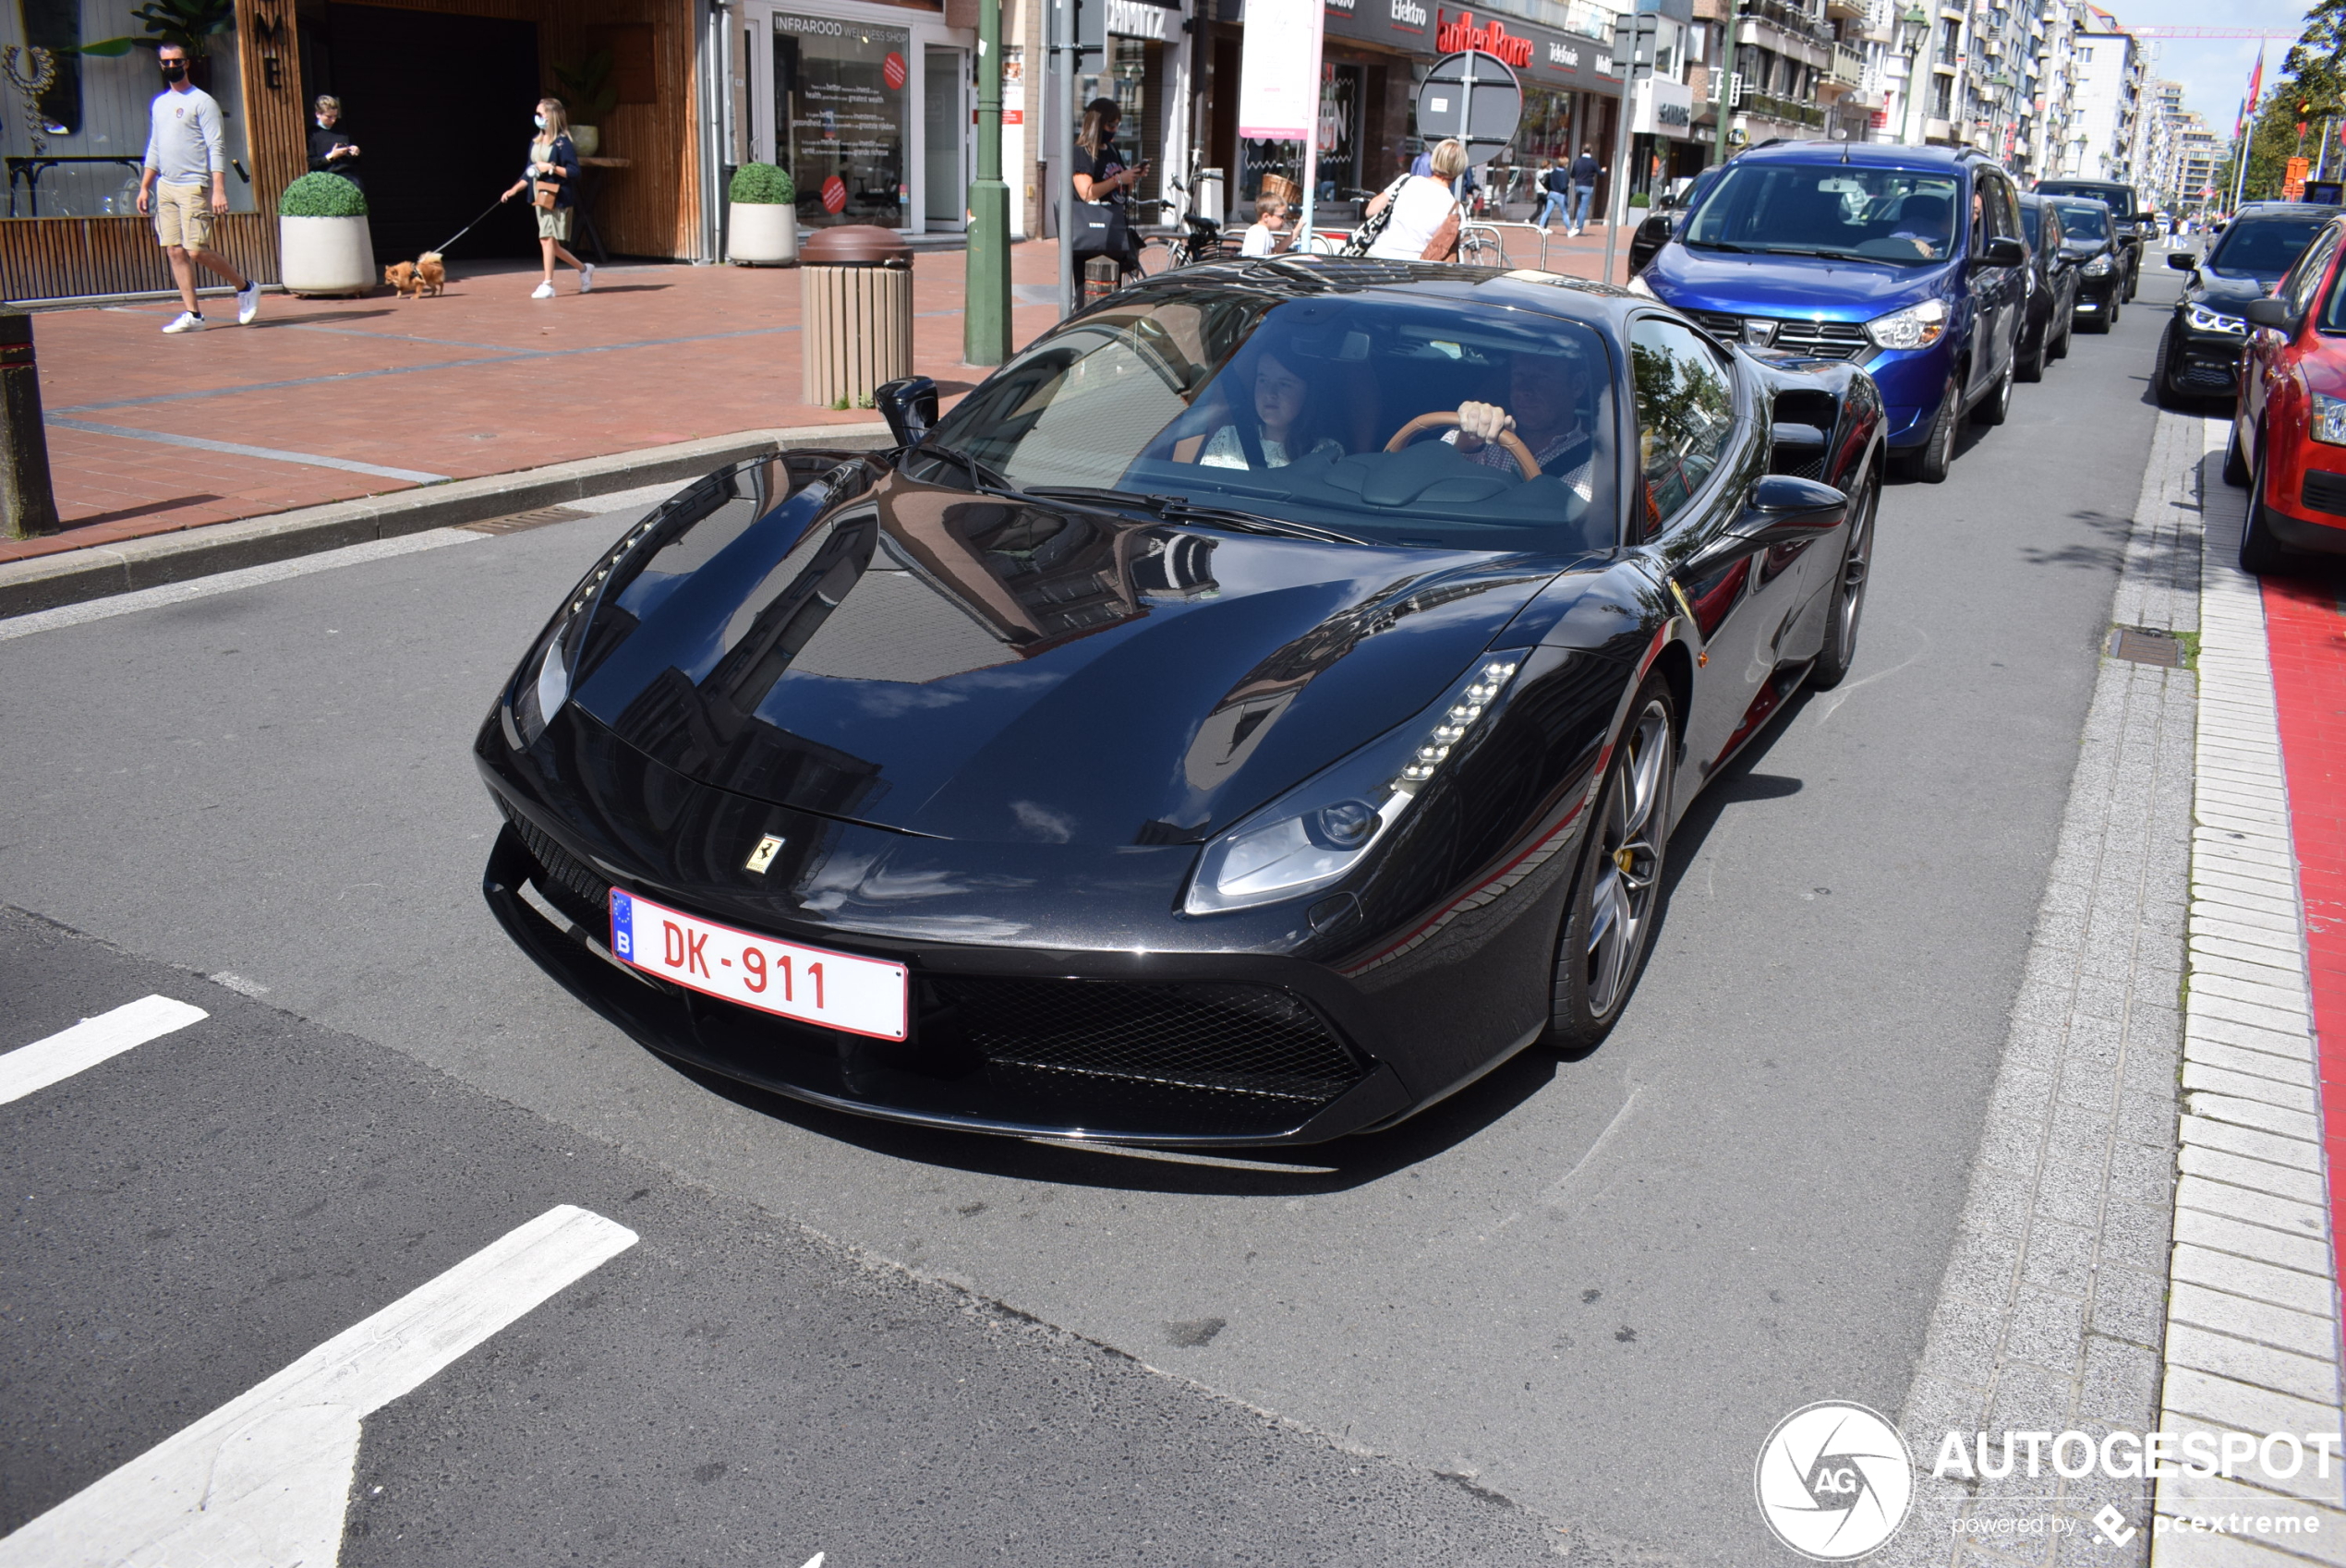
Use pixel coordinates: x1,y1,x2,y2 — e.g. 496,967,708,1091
429,196,510,257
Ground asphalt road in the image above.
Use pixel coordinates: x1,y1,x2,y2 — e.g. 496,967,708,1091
0,264,2183,1564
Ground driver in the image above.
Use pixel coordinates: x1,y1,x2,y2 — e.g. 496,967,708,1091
1886,192,1953,259
1201,351,1345,470
1448,351,1595,499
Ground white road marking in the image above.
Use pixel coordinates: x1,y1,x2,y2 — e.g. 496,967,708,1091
0,995,207,1105
0,1204,638,1568
0,529,485,642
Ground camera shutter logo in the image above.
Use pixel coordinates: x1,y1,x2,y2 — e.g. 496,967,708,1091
1754,1402,1914,1561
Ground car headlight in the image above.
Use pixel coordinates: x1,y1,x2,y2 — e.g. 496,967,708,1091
2312,392,2346,446
2084,254,2113,277
1183,654,1529,916
2185,302,2245,335
1864,297,1948,351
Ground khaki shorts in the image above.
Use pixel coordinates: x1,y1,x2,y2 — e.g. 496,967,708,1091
536,206,574,242
152,181,212,252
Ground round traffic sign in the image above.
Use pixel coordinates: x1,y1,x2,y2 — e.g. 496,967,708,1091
1413,50,1523,167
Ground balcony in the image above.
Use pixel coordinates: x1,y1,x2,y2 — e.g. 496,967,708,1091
1823,0,1865,18
1746,89,1830,127
1735,0,1835,43
1830,42,1865,81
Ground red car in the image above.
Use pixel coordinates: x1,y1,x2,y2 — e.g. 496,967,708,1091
2230,212,2346,572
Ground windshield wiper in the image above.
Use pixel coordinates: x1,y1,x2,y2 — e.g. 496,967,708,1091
1023,484,1370,546
1751,245,1845,259
902,441,1012,493
1684,238,1758,253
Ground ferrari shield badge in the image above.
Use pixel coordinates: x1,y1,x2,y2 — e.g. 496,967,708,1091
744,835,785,874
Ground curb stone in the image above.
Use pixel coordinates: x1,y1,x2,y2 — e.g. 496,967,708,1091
0,422,892,620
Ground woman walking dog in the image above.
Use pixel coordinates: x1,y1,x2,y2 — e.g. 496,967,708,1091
501,97,591,298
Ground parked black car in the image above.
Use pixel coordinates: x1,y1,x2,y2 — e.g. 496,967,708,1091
478,260,1885,1147
2156,200,2342,407
2015,194,2078,380
2036,178,2149,299
2050,198,2123,332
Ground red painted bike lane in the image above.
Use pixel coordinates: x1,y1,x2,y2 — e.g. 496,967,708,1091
2262,575,2346,1290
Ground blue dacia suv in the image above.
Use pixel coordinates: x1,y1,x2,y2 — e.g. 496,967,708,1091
1636,142,2029,483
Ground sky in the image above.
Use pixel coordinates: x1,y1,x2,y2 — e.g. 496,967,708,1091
2108,0,2314,131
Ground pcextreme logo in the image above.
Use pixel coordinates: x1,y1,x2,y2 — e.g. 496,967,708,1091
1754,1402,1915,1561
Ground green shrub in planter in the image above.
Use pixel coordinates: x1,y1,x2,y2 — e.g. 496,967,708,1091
279,173,368,218
1627,191,1651,208
730,162,795,204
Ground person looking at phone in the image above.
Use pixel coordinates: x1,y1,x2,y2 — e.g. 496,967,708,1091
1073,97,1147,276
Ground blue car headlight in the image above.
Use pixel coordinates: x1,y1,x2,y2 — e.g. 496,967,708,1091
1184,654,1530,916
1864,297,1947,351
2186,302,2247,335
2312,392,2346,446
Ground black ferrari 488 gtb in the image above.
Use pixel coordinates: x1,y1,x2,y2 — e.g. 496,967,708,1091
478,259,1883,1146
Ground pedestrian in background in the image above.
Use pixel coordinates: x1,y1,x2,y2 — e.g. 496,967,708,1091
501,97,591,298
1365,139,1468,260
138,41,260,334
1567,146,1602,236
308,95,362,192
1072,97,1147,278
1535,159,1572,234
1240,193,1292,257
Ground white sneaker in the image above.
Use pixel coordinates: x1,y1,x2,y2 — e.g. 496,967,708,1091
163,310,204,333
236,280,260,324
578,264,595,295
531,281,556,300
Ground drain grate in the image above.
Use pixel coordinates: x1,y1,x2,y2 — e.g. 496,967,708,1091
2106,625,2183,668
463,505,589,536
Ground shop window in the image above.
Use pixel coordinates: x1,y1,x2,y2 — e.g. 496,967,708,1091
0,0,255,219
775,10,910,230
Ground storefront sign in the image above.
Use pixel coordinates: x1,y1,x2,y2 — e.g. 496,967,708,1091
1631,75,1694,137
1106,0,1174,36
1239,0,1323,139
1433,9,1532,68
776,12,913,228
1324,0,1433,53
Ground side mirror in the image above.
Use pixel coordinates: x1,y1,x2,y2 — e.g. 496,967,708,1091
1688,475,1847,572
2244,296,2292,330
2168,251,2197,271
1977,235,2027,269
875,376,939,449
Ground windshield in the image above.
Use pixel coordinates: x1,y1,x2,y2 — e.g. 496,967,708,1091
923,285,1621,553
1685,163,1964,264
2054,202,2111,243
2207,216,2330,280
2040,182,2135,219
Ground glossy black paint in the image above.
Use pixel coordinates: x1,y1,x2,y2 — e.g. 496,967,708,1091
2158,204,2343,407
477,262,1885,1145
2015,196,2079,376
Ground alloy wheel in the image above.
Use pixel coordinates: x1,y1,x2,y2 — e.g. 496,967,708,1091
1810,470,1877,690
1583,701,1672,1019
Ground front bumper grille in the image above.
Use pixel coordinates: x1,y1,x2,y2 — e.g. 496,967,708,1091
926,977,1362,1104
2301,468,2346,517
502,802,612,928
1688,311,1868,360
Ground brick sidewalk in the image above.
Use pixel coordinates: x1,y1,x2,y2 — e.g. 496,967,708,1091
17,224,1629,570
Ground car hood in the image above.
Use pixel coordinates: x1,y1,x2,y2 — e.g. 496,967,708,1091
1645,243,1945,321
2188,271,2278,310
568,475,1562,847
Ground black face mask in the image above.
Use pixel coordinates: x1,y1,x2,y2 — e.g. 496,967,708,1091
160,59,187,81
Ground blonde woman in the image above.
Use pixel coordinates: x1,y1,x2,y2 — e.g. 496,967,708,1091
1366,139,1467,260
500,97,592,298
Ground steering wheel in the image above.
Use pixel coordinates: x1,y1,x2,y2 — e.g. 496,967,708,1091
1383,412,1542,478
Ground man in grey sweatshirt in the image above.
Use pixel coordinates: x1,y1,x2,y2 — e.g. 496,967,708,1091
137,42,259,333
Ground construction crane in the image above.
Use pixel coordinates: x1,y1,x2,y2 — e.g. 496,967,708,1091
2121,28,2298,40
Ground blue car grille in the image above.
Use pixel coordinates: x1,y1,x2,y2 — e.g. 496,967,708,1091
1687,311,1869,360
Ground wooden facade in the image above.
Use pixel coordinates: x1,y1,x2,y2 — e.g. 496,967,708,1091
0,0,701,302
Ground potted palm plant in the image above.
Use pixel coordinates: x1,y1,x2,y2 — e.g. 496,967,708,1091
727,162,797,264
552,51,617,157
277,172,372,296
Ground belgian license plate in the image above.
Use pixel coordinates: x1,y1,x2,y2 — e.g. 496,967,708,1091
609,888,908,1041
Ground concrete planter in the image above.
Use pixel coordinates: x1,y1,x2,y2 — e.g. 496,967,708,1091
728,201,798,265
278,213,374,296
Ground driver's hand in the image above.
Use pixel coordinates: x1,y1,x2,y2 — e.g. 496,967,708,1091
1457,401,1515,447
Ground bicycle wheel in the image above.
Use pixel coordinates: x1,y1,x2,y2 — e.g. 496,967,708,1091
1134,237,1179,276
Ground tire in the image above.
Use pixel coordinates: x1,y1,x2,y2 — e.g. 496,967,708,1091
1547,677,1675,1053
2050,302,2074,360
2223,419,2251,488
1972,354,2013,427
2081,290,2113,333
2152,328,2186,408
1899,376,1959,483
1134,238,1177,277
1808,463,1878,692
2017,318,2047,382
2240,443,2297,575
2122,257,2138,303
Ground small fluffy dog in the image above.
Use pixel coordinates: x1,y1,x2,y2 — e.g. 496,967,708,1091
382,260,418,298
415,252,445,296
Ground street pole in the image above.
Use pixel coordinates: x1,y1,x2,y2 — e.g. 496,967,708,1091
1601,23,1639,286
964,0,1010,364
1712,5,1736,167
0,310,57,540
1058,0,1078,317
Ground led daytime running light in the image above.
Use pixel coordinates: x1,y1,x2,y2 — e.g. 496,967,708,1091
1396,659,1519,787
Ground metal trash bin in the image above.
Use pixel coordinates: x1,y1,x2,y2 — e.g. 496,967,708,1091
800,224,913,409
